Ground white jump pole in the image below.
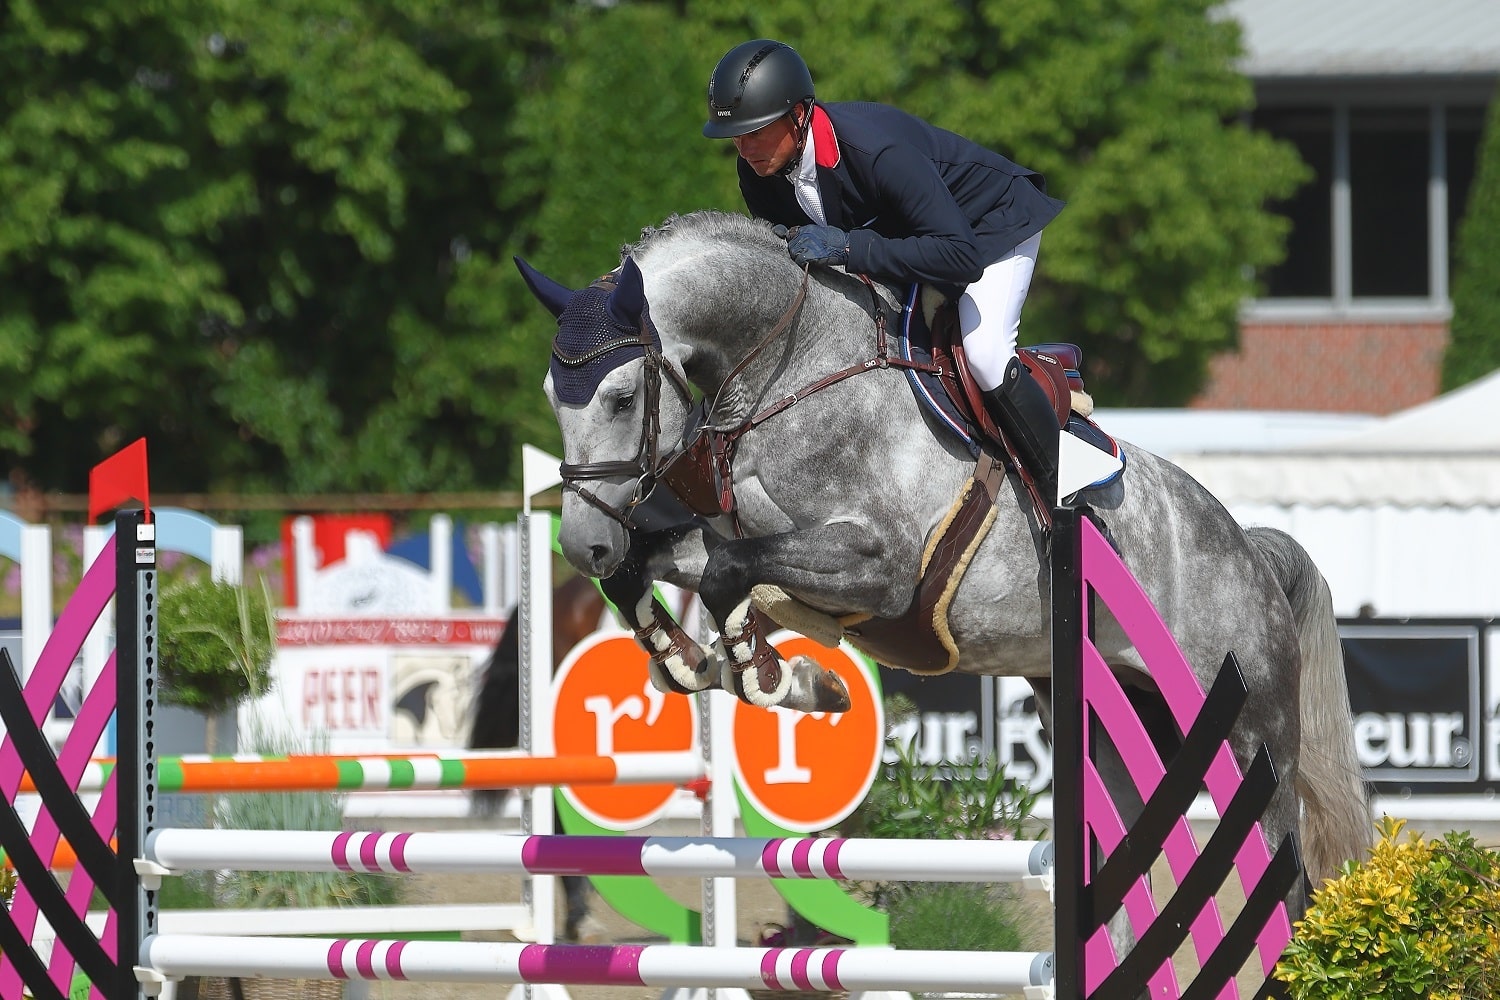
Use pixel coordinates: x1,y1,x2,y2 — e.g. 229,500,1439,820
140,936,1055,996
519,445,566,1000
141,830,1054,884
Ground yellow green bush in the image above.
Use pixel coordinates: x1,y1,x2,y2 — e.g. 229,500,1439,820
1277,816,1500,999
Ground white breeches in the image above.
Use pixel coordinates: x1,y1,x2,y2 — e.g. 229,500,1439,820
958,231,1042,391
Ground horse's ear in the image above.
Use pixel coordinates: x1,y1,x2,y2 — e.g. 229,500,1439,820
514,256,574,319
607,257,646,327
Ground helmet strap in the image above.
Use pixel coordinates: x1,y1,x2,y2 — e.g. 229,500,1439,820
775,100,815,178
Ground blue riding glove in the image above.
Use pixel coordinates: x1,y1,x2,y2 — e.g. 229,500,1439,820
786,225,850,268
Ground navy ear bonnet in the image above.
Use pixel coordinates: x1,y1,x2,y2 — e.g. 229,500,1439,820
549,281,661,405
516,255,661,406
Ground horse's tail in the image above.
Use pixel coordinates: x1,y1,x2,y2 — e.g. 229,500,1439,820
467,605,522,817
1245,526,1372,887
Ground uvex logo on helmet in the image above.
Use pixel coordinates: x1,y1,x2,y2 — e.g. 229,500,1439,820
702,39,815,140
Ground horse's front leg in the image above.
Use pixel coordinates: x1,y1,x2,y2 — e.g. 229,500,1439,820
697,522,905,714
597,522,717,695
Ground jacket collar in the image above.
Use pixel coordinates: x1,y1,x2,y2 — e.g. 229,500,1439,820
811,105,840,168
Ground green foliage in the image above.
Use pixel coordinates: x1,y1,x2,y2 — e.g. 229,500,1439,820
886,882,1024,952
541,0,1306,405
2,0,1309,497
1277,816,1500,1000
212,788,400,908
211,728,401,908
1443,88,1500,391
1,0,554,494
841,695,1038,951
158,576,275,715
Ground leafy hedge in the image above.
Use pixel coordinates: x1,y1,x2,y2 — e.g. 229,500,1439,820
1277,816,1500,999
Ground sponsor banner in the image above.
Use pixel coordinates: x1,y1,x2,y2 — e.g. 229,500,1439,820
257,620,495,753
876,667,1009,773
1339,623,1483,788
277,616,506,647
994,676,1052,791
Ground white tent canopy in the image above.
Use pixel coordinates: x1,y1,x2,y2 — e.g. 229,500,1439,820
1156,371,1500,508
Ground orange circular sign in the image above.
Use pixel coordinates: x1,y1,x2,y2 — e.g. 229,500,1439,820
552,631,697,830
732,632,883,832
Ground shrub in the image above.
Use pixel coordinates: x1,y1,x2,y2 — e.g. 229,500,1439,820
211,729,400,909
1277,816,1500,1000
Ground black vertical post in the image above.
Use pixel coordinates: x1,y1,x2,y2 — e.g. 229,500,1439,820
1050,506,1086,1000
115,510,158,1000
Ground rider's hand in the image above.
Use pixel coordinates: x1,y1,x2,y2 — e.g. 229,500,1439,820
786,225,850,267
770,223,792,241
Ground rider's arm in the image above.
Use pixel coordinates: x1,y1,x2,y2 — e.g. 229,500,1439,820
845,142,983,286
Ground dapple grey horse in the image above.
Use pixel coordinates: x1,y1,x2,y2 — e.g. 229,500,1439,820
515,210,1369,893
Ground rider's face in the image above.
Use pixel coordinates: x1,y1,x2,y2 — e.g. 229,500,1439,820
732,109,802,177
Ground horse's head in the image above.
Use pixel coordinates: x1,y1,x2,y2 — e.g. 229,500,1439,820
515,254,696,578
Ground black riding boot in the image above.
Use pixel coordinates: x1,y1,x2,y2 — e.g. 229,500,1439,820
983,356,1061,504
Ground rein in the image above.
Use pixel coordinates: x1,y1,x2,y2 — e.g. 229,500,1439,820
669,271,945,535
554,264,946,535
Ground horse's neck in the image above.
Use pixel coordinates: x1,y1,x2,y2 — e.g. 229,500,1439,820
676,275,879,421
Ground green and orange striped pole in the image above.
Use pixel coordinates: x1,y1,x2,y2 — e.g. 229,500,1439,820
18,750,702,795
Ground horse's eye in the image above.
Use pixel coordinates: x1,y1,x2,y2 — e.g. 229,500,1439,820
613,393,636,414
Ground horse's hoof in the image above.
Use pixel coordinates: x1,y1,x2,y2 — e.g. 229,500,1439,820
564,914,609,945
783,655,852,714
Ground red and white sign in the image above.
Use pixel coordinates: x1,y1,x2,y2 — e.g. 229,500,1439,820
277,617,505,647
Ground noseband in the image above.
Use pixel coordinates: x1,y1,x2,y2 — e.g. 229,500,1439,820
550,274,696,529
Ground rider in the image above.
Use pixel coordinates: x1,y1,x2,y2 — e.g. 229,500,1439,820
703,38,1071,499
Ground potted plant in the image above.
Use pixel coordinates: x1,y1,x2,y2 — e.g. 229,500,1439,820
157,575,276,752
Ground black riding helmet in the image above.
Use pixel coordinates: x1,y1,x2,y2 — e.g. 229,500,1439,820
702,39,815,139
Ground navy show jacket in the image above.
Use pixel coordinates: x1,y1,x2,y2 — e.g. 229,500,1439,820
738,101,1065,288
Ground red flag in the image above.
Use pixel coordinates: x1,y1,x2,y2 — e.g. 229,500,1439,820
88,438,151,523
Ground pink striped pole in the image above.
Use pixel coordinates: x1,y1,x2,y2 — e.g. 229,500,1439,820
140,935,1054,994
142,829,1053,885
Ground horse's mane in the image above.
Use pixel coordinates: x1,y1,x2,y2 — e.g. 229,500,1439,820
623,210,786,264
624,210,889,313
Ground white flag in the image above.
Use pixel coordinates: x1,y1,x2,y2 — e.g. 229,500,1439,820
522,444,564,511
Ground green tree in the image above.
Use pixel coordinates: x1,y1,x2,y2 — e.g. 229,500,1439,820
0,0,557,495
1,0,1310,499
1443,89,1500,391
522,0,1307,405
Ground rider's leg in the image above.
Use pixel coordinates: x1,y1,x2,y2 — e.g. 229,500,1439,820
987,355,1060,505
958,233,1059,501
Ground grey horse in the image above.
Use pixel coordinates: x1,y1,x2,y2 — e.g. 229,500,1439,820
515,209,1369,894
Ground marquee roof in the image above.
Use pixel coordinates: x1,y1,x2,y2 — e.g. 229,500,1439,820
1223,0,1500,76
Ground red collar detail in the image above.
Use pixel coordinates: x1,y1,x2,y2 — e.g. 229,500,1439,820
811,106,840,169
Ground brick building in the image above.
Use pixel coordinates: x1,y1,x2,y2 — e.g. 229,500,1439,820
1193,0,1500,414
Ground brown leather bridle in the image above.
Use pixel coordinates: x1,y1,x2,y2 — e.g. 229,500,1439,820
549,276,700,529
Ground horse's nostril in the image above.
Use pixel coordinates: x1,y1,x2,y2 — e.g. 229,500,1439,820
589,544,610,569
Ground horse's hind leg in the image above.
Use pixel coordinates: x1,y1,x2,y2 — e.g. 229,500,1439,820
597,523,717,695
